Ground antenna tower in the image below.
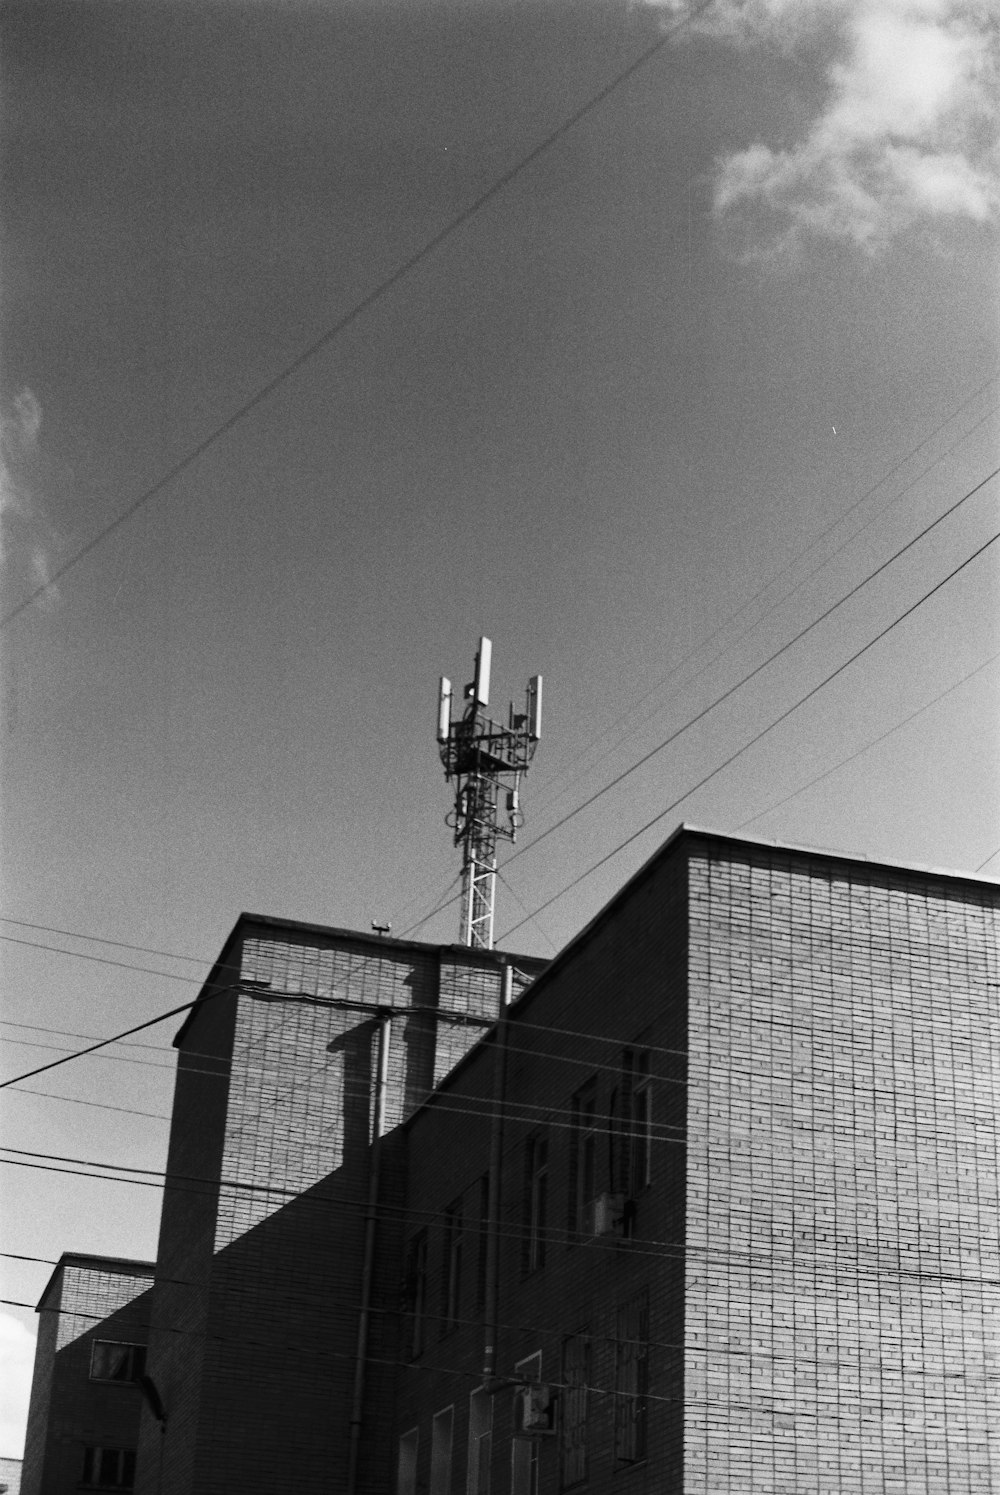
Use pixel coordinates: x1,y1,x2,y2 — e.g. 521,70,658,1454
437,638,542,949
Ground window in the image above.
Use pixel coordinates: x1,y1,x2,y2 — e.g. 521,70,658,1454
475,1173,490,1312
614,1291,649,1464
89,1342,146,1383
81,1447,136,1489
405,1231,428,1358
430,1406,454,1495
442,1200,463,1334
467,1387,492,1495
628,1051,652,1195
568,1082,597,1237
511,1352,541,1495
523,1134,548,1274
560,1334,589,1488
397,1428,419,1495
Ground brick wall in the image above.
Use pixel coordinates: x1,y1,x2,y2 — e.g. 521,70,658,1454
397,846,689,1494
138,916,543,1495
684,836,1000,1493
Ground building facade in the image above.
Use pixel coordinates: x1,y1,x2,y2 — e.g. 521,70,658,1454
393,828,1000,1494
21,1255,155,1495
23,828,1000,1493
132,915,545,1495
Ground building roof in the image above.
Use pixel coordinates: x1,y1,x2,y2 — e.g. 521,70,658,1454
35,1252,156,1313
172,910,548,1047
405,822,1000,1122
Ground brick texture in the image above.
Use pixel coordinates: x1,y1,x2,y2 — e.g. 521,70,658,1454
684,837,1000,1493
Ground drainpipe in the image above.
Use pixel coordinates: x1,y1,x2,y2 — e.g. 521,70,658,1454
346,1014,391,1495
482,963,512,1383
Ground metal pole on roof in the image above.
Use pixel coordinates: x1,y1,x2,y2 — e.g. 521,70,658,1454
437,639,542,948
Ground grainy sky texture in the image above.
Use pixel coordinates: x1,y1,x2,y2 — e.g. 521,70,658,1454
1,0,997,1456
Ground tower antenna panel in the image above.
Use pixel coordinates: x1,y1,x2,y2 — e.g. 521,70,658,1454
437,677,453,743
528,675,542,741
474,636,492,708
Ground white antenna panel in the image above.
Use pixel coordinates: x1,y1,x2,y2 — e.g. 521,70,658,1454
474,637,492,707
437,677,452,742
528,675,542,740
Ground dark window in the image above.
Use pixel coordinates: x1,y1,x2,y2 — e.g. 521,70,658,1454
442,1200,463,1333
475,1173,490,1311
429,1406,454,1495
568,1082,597,1238
89,1343,145,1384
511,1352,541,1495
81,1447,136,1489
560,1333,590,1489
623,1049,653,1198
405,1231,428,1358
614,1291,649,1464
523,1133,548,1274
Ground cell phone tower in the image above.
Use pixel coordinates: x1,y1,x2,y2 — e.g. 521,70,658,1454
437,638,542,950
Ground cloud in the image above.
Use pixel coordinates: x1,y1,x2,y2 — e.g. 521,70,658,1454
642,0,999,261
0,1310,36,1458
0,387,60,607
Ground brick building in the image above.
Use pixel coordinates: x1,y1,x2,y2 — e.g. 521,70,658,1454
23,827,1000,1492
131,914,545,1495
21,1255,155,1495
392,827,1000,1494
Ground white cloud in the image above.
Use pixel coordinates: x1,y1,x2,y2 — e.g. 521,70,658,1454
642,0,1000,260
0,1311,36,1458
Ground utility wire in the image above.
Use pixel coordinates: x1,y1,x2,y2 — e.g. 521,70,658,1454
400,465,1000,945
3,1152,995,1292
737,650,1000,833
504,463,1000,876
12,1297,984,1420
0,0,714,630
500,521,1000,940
529,386,999,818
3,1255,993,1384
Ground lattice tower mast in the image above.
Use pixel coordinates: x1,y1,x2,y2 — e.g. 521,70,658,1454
437,638,542,949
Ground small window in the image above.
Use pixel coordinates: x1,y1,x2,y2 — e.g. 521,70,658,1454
511,1353,541,1495
614,1291,649,1464
81,1447,136,1489
467,1387,493,1495
522,1134,548,1275
568,1081,597,1237
397,1428,419,1495
475,1173,490,1311
89,1343,146,1384
405,1231,428,1358
430,1406,454,1495
629,1052,652,1194
560,1334,589,1489
442,1200,463,1334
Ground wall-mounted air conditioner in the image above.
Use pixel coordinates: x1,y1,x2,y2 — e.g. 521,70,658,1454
514,1383,556,1436
587,1192,625,1237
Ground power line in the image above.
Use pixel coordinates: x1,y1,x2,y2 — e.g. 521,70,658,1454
398,466,1000,946
10,1297,987,1422
3,1152,996,1293
2,1256,993,1386
500,520,1000,940
0,995,204,1090
0,917,210,967
528,384,999,820
0,0,714,630
737,649,1000,833
504,463,1000,877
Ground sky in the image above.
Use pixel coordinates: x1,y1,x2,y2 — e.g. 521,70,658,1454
1,0,998,1458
